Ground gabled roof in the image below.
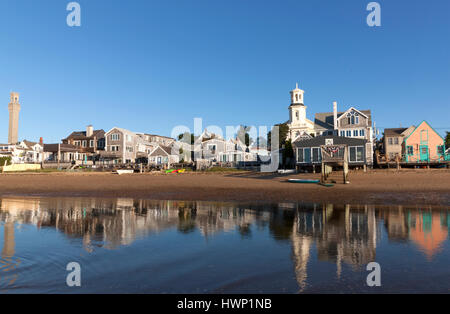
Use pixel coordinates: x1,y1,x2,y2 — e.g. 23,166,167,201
195,129,225,144
22,140,43,148
149,145,175,157
315,109,372,130
404,120,445,142
105,127,136,136
292,132,313,142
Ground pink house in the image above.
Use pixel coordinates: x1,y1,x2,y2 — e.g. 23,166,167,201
403,121,446,163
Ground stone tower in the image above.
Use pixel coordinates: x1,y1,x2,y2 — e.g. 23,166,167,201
8,92,21,144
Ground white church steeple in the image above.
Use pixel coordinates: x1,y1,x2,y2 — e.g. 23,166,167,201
290,82,304,105
287,83,316,141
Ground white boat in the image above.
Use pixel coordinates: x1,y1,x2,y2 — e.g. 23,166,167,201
277,169,296,174
116,169,134,175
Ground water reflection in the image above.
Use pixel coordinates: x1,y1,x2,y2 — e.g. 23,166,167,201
0,197,449,293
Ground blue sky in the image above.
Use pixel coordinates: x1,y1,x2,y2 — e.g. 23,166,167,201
0,0,449,143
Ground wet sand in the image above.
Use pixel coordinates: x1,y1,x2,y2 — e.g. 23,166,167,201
0,169,449,206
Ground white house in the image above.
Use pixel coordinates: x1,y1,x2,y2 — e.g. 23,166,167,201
0,140,44,164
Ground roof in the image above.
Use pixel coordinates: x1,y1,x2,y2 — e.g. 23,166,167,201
314,109,372,130
142,133,175,140
44,143,80,153
149,145,175,157
384,128,408,136
64,129,105,140
105,127,137,136
404,120,446,142
23,140,40,147
293,135,367,147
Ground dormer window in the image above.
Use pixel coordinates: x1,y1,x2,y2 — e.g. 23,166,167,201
347,111,359,125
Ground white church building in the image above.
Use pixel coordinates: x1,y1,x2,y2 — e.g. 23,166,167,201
286,83,375,165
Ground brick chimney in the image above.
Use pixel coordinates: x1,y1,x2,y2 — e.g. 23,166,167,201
39,137,43,145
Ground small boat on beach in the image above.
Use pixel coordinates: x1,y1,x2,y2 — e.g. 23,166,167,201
278,169,296,174
116,169,134,175
288,179,320,184
165,169,186,174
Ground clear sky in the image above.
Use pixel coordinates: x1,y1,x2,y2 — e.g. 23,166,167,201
1,0,449,143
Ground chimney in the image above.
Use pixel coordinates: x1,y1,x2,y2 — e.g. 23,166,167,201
86,125,93,137
333,102,338,130
39,137,43,145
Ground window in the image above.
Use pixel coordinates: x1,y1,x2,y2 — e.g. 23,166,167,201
349,146,364,162
296,111,299,120
359,129,365,137
127,135,132,142
394,138,399,145
297,148,303,162
126,146,133,152
346,130,351,137
111,133,120,141
406,146,413,155
420,130,428,143
312,147,322,163
388,138,393,145
340,130,345,137
89,140,94,147
347,111,359,125
437,145,444,155
97,139,105,149
82,140,87,148
353,130,358,137
111,145,119,152
297,148,311,163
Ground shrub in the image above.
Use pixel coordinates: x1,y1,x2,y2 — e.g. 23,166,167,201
0,156,12,166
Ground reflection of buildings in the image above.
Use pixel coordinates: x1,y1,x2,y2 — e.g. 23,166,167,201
1,198,449,292
0,198,274,252
381,208,449,259
291,204,378,291
0,198,39,287
290,204,450,291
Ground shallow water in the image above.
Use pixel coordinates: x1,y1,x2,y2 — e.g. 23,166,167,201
0,197,449,293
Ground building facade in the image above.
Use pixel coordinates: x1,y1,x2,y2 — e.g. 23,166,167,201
62,125,105,161
383,126,415,161
293,136,369,168
403,121,446,163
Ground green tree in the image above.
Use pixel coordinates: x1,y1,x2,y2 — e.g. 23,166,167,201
445,131,450,149
237,125,253,147
267,123,289,149
178,132,195,144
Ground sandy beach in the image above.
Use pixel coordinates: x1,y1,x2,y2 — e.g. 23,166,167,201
0,169,449,206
